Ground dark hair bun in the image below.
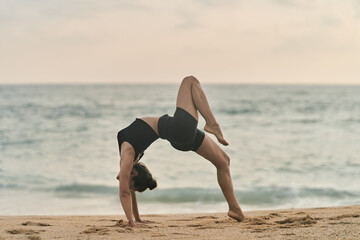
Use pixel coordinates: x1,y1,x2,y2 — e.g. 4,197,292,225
148,178,157,190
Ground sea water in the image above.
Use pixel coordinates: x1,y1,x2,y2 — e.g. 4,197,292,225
1,84,360,215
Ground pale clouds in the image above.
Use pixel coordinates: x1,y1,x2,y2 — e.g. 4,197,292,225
0,0,359,84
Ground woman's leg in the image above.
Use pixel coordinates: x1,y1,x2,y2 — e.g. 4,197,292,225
196,134,245,221
176,76,228,145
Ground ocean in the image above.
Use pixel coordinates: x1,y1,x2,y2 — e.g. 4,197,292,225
1,84,360,215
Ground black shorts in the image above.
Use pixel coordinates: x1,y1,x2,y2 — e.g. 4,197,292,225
158,107,205,152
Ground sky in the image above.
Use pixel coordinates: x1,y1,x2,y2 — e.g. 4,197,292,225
1,0,360,84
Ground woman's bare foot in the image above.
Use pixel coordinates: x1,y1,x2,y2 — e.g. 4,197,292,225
204,123,229,146
228,208,245,222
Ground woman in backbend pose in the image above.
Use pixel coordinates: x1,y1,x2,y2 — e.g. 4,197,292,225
116,76,245,227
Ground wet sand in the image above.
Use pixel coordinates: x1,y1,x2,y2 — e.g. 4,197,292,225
1,205,359,239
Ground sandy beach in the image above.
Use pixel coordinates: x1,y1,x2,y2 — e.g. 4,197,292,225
1,205,359,239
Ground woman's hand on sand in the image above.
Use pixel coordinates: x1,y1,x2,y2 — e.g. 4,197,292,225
128,221,151,228
136,219,155,224
128,220,136,227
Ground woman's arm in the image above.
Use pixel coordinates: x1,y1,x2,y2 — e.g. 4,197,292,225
131,190,141,222
118,150,135,226
130,190,155,224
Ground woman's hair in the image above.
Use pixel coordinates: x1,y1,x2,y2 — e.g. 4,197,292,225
133,162,157,192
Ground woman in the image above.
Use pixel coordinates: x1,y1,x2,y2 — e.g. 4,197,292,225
116,76,245,227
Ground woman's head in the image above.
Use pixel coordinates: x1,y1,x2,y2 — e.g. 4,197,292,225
131,162,157,192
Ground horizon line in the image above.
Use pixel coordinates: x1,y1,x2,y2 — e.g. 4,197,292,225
1,82,360,86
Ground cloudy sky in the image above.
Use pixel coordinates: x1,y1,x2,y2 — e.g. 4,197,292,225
1,0,360,84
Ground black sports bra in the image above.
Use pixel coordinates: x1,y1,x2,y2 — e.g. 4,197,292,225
117,118,159,162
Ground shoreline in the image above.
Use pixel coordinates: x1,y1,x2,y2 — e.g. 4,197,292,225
1,205,359,239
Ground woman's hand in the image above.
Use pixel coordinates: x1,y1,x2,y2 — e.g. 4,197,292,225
128,220,136,227
136,219,156,224
128,220,152,228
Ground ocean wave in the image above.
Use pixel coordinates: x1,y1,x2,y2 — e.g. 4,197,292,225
1,139,41,146
50,184,360,205
0,183,22,189
343,118,360,124
219,108,261,115
295,104,328,114
237,186,357,206
288,119,319,124
44,105,101,119
54,183,115,195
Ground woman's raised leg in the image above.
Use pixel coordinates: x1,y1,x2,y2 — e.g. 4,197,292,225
196,134,245,221
176,76,228,146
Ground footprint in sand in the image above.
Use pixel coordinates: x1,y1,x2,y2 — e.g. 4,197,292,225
195,226,223,230
186,223,223,230
22,221,51,227
250,228,266,233
98,219,113,222
27,236,41,240
269,213,281,217
174,218,193,222
246,214,283,226
98,220,133,233
108,220,144,230
108,220,128,228
6,229,44,239
81,227,109,235
151,234,167,237
194,216,219,220
6,229,44,235
282,233,296,236
246,218,270,226
329,214,360,220
168,225,179,227
275,215,317,226
294,212,306,215
214,219,233,224
186,224,202,227
329,221,354,225
173,232,199,237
